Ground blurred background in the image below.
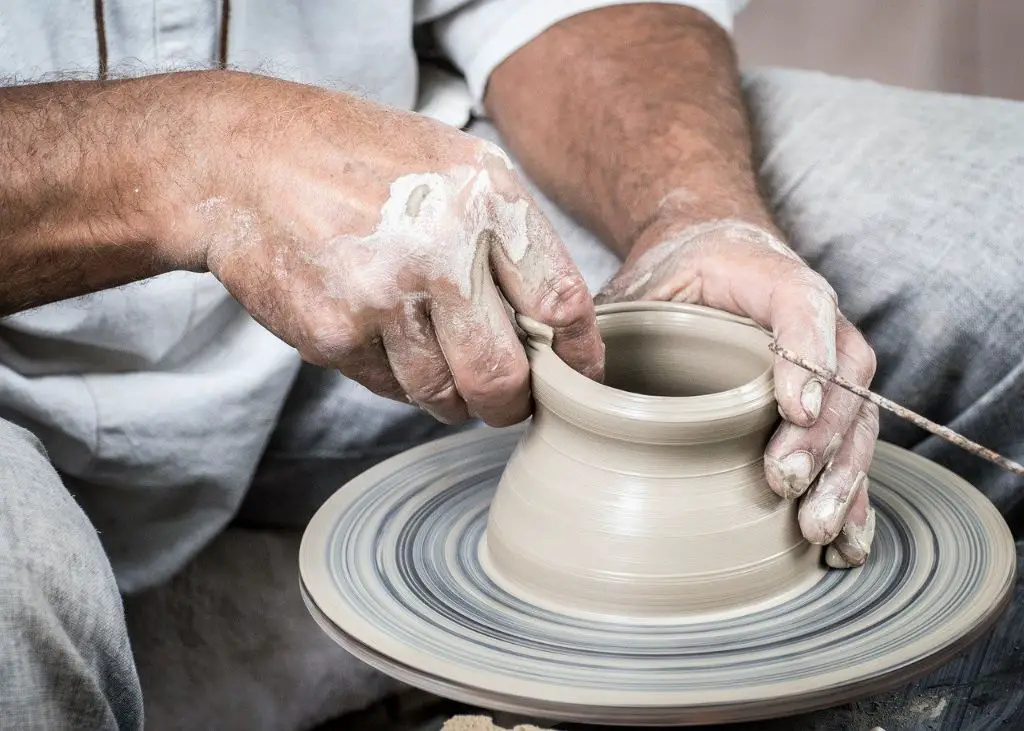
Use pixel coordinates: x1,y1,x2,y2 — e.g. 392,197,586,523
734,0,1024,101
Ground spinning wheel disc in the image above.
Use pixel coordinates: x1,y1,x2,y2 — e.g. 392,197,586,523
299,426,1015,725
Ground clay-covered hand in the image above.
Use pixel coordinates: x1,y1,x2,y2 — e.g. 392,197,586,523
596,220,878,568
158,72,603,427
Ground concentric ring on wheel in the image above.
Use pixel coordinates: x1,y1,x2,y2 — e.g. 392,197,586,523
300,425,1015,725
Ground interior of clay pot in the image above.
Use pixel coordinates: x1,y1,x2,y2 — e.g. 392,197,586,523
602,320,770,397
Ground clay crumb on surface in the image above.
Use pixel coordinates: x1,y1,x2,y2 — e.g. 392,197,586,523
441,715,552,731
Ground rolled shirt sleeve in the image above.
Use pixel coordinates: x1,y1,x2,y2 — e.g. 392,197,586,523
424,0,749,106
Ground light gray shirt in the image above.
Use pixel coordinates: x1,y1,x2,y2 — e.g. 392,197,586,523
0,0,744,591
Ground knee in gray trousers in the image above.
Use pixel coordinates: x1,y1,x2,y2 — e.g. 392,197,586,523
0,418,142,730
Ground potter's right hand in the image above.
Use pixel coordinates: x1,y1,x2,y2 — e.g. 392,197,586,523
596,220,878,569
158,72,604,426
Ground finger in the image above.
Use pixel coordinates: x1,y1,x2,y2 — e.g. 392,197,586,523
310,330,406,401
764,316,877,499
485,197,605,383
798,400,880,544
381,297,469,424
825,486,876,569
430,254,531,427
768,276,838,426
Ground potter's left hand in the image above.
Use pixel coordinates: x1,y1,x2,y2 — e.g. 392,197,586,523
596,220,878,568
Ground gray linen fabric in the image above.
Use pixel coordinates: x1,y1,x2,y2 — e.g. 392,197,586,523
0,419,142,729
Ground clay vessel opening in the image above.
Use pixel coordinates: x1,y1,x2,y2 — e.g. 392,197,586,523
602,320,770,398
516,302,777,441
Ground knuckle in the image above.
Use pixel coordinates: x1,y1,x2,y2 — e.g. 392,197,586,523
409,372,459,407
458,355,528,405
463,139,518,193
472,138,512,167
840,323,878,383
535,273,593,331
855,403,881,442
778,264,836,299
301,316,364,366
861,340,879,381
807,271,839,302
862,346,878,382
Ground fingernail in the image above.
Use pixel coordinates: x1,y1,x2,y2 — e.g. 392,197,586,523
825,545,852,569
769,451,814,499
800,470,867,545
801,379,824,420
826,505,877,569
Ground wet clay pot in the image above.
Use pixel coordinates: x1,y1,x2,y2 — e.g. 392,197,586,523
481,301,823,620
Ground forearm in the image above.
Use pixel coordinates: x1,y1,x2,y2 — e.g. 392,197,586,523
0,76,204,316
485,3,773,259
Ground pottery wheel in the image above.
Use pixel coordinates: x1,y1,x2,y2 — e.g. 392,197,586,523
299,425,1015,726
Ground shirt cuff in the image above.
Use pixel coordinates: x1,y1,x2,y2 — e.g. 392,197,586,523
434,0,748,108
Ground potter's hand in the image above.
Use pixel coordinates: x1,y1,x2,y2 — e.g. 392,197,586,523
167,72,603,427
596,220,878,568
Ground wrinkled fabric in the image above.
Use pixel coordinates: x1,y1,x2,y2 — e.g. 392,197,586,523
0,420,142,730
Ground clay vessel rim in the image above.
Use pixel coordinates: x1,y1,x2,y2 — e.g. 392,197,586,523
519,301,775,424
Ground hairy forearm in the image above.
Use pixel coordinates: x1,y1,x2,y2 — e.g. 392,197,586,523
485,3,773,259
0,76,200,316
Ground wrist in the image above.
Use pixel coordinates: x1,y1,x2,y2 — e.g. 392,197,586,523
0,71,259,314
116,71,244,272
0,77,194,271
627,187,781,262
35,74,215,273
